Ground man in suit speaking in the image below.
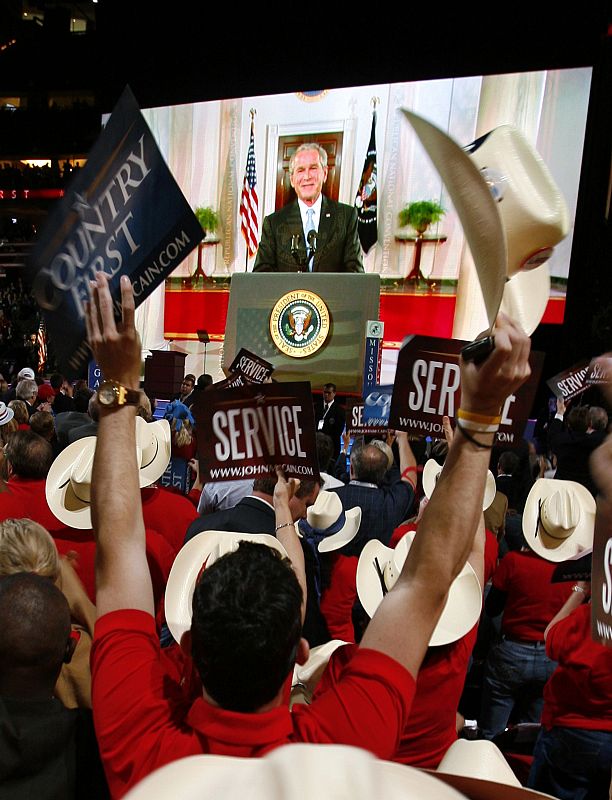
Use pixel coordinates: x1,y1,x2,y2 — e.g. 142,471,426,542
253,143,364,273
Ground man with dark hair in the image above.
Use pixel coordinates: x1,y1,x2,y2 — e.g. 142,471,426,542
86,273,531,797
587,405,608,432
314,382,345,459
174,374,196,404
549,397,605,495
0,572,105,798
5,429,53,479
50,373,75,414
253,143,363,273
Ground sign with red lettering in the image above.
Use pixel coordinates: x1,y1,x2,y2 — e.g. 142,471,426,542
546,360,591,400
228,348,274,384
194,382,319,483
25,86,203,377
388,335,544,444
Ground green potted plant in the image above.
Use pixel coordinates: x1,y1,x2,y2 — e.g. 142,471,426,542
398,200,445,235
194,206,220,239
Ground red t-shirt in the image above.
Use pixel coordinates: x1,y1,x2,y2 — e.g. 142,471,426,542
320,554,358,643
542,603,612,731
493,550,572,641
141,485,198,554
91,609,415,798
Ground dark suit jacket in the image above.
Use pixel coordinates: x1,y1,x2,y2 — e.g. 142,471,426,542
314,398,345,458
253,197,363,273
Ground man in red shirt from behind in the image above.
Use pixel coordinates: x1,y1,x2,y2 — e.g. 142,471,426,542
86,273,532,798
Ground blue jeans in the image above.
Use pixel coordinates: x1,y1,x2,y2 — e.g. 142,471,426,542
479,637,557,740
529,726,612,800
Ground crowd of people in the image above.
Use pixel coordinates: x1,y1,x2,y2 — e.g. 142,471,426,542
0,273,610,800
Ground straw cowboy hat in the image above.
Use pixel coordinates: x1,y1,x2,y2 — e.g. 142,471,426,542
124,743,468,800
423,739,556,800
297,490,361,553
291,639,348,706
422,458,496,511
523,478,595,562
0,401,14,425
402,110,569,335
45,417,171,529
356,531,482,646
165,530,289,644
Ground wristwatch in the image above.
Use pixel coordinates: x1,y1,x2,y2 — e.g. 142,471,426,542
97,380,141,408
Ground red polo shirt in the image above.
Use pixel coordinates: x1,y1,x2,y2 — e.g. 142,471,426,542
493,550,572,641
91,609,415,798
542,603,612,731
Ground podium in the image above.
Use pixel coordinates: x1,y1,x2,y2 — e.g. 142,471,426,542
223,273,380,394
144,350,186,398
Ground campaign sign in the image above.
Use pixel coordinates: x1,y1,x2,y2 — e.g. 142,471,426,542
194,382,319,483
388,335,544,444
546,360,591,400
88,359,102,391
228,348,274,384
26,86,203,377
347,401,387,435
213,371,249,390
363,385,393,428
591,508,612,647
585,359,611,388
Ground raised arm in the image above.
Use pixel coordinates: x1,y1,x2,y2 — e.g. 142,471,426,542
86,273,153,619
272,467,307,620
361,314,531,679
396,430,417,489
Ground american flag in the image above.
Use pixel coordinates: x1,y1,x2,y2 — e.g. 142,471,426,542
240,120,259,258
36,318,47,374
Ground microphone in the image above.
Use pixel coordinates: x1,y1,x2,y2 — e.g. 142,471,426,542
291,232,305,271
307,229,317,254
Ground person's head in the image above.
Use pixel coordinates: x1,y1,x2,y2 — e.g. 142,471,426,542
15,379,37,405
8,399,29,425
315,432,334,472
181,374,196,396
252,476,320,521
0,518,59,580
29,411,55,442
196,374,213,390
172,417,193,448
289,144,328,206
49,373,64,391
566,406,589,434
588,406,608,431
5,429,54,479
322,383,336,404
0,572,73,697
190,541,303,712
73,387,93,413
350,443,388,485
498,450,520,476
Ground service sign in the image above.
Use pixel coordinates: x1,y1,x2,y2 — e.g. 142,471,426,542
26,86,203,377
546,360,591,400
228,348,274,384
388,335,544,444
591,507,612,647
194,382,319,483
346,401,387,436
585,358,611,389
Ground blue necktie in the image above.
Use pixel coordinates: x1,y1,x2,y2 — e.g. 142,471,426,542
305,208,316,272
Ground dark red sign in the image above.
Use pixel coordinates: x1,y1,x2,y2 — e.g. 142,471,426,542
194,382,319,483
585,359,611,389
547,360,591,400
388,335,544,445
591,506,612,647
228,348,274,384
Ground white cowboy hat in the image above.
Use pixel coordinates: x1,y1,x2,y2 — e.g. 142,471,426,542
402,110,569,334
124,744,467,800
422,458,496,511
523,478,595,562
356,531,482,646
424,739,556,800
298,490,361,553
45,418,171,528
165,530,289,644
17,367,35,380
291,639,348,707
0,401,14,425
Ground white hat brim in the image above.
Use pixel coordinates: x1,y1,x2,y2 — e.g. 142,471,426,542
424,459,496,512
523,479,595,562
402,110,506,329
136,418,171,487
357,532,482,646
500,265,551,336
318,506,362,553
165,530,289,644
46,436,97,529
